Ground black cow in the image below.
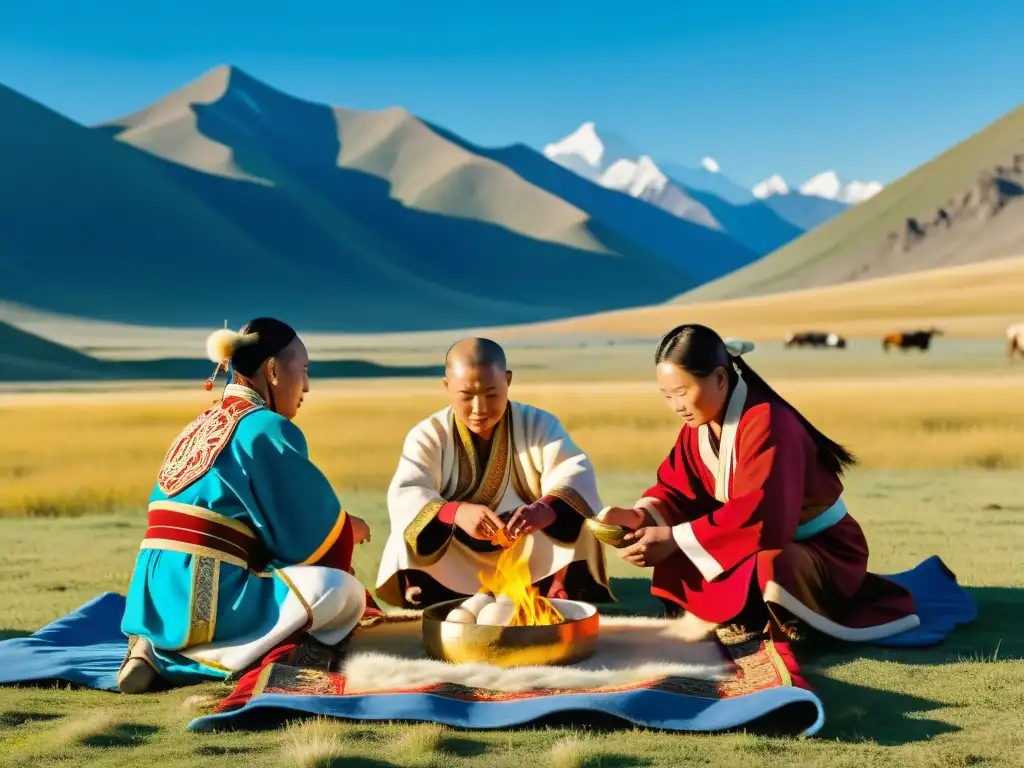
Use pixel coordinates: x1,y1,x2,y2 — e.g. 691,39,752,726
784,331,847,349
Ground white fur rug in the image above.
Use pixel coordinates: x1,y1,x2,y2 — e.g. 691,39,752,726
341,614,727,695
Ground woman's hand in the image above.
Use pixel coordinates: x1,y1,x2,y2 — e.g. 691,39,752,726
599,506,647,530
349,514,371,545
619,526,678,567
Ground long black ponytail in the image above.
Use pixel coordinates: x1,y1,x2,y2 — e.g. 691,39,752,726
655,323,856,476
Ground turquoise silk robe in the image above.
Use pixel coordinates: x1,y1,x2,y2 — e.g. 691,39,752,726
121,384,353,684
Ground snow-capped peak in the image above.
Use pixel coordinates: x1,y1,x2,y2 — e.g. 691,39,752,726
600,155,668,196
543,121,605,168
597,155,721,230
837,180,883,204
799,170,842,200
798,171,883,204
701,156,720,173
752,174,789,199
542,122,639,181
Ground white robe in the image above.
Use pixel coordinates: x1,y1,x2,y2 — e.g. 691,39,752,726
374,401,612,606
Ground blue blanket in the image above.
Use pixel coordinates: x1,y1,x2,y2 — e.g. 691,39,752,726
0,556,978,736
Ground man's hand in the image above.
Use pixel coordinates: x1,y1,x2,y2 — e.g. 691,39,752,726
506,501,557,539
454,503,505,540
620,526,678,568
349,515,371,545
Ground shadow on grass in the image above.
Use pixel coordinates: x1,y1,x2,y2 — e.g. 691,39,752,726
194,744,258,756
437,735,490,758
0,711,61,728
82,722,160,748
802,586,1024,666
600,577,665,617
804,674,955,745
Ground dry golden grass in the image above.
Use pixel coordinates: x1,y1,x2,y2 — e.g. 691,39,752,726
547,734,597,768
1,377,1023,517
279,718,351,767
490,255,1024,341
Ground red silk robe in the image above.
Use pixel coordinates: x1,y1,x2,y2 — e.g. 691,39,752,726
639,380,920,641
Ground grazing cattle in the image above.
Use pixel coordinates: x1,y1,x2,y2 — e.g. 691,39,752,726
1008,323,1024,361
784,331,847,349
882,328,943,352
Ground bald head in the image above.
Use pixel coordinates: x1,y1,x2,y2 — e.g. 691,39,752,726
443,338,511,438
445,337,507,376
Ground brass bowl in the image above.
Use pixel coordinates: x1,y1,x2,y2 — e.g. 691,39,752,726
422,598,599,668
585,517,630,547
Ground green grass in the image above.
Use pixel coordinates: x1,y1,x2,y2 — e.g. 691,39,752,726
1,470,1022,767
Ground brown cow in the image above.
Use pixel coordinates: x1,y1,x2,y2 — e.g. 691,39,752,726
882,328,943,352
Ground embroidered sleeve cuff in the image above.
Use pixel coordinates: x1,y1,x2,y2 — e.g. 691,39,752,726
671,522,724,582
538,496,585,543
403,499,454,560
634,497,668,527
302,510,354,571
542,486,593,517
298,509,350,566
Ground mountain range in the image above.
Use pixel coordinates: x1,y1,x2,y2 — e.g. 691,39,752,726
681,104,1024,302
0,63,1020,340
2,65,790,331
541,122,883,240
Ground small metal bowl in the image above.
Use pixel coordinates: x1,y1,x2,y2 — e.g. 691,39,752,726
585,517,631,548
421,597,599,667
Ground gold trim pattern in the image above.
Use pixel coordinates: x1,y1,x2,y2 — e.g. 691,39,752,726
451,408,511,508
149,501,257,538
450,412,476,501
453,413,479,498
186,556,219,647
403,499,450,561
470,410,510,508
140,539,249,570
250,660,278,698
545,486,593,518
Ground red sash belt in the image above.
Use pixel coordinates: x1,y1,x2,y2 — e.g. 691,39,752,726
142,503,264,570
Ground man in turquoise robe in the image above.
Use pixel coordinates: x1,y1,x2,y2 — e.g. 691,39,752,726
118,318,372,693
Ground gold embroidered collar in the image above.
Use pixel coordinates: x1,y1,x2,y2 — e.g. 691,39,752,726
223,383,267,408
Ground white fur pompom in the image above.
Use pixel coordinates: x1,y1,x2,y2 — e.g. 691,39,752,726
205,328,257,365
724,337,756,358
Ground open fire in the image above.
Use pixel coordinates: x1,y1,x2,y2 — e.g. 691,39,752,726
444,534,566,627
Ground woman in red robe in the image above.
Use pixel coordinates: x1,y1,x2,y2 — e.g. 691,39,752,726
598,324,921,644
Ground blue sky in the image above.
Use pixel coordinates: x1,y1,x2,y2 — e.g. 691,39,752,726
1,0,1020,188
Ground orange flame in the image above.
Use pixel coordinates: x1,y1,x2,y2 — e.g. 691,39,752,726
479,534,564,626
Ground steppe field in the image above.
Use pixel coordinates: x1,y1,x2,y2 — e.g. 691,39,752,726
1,340,1023,767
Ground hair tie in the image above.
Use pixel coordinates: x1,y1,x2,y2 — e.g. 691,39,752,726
203,321,258,391
724,338,755,358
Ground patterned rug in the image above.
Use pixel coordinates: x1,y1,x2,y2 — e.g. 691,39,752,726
189,614,825,737
0,556,976,738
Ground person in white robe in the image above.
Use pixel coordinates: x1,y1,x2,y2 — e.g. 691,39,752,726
374,338,613,608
